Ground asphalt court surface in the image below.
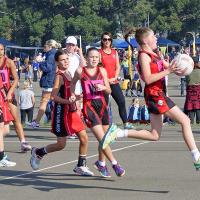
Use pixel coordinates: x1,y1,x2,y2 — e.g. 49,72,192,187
0,126,200,200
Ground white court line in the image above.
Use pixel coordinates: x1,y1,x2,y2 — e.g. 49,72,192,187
0,141,150,181
4,140,200,143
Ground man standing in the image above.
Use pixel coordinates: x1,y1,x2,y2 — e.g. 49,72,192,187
64,36,86,138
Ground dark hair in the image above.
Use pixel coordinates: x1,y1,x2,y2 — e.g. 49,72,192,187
100,32,113,48
86,47,99,57
54,49,66,61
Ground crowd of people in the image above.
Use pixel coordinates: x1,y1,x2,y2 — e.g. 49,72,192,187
0,27,200,177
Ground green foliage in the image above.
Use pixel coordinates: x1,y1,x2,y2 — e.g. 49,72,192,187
0,0,199,46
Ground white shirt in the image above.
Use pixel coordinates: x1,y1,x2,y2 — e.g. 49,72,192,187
68,53,82,95
19,89,34,109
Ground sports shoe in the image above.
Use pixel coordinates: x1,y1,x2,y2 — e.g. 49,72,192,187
30,120,40,129
124,122,135,129
73,165,94,176
100,124,119,149
67,134,78,139
112,163,125,177
94,161,111,178
0,154,16,167
21,142,32,152
30,147,42,170
194,159,200,171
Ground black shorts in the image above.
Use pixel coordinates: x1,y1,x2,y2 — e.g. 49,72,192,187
145,91,175,114
83,98,109,128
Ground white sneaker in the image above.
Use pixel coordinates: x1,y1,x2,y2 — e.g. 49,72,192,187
0,154,16,167
30,120,40,129
67,134,78,139
21,142,32,152
73,166,94,176
30,147,42,170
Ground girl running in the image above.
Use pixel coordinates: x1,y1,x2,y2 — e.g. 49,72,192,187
30,50,94,176
0,43,31,152
0,74,16,167
101,27,200,171
70,47,125,177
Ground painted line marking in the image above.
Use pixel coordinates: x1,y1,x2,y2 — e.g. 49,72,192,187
0,141,150,181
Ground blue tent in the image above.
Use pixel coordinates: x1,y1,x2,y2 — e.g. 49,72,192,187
157,37,179,46
0,38,18,46
113,38,138,48
195,38,200,45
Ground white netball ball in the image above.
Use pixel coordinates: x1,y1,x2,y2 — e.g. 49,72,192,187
173,54,194,76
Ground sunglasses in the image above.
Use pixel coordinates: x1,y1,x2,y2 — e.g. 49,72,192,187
102,38,112,42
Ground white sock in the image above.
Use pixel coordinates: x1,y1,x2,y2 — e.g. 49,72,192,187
117,129,128,138
191,149,200,162
98,160,106,166
111,160,117,165
21,139,26,143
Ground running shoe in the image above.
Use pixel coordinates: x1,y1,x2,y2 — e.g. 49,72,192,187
30,147,42,170
0,154,16,167
100,124,119,150
30,120,40,129
124,122,135,129
67,134,78,139
112,163,125,177
194,159,200,171
21,142,32,152
73,165,94,176
94,161,111,178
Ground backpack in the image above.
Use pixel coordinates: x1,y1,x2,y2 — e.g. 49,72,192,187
128,105,140,123
139,105,150,123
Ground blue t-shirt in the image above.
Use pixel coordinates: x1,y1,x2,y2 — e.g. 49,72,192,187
32,62,39,71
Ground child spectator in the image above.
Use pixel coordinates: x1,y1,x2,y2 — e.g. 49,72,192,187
18,81,35,125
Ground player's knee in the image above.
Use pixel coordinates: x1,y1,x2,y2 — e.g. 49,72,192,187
180,114,191,126
79,134,88,146
57,141,66,150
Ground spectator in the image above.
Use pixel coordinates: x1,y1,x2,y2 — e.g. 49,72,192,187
32,56,40,82
18,81,35,125
184,57,200,124
31,39,59,128
99,32,134,129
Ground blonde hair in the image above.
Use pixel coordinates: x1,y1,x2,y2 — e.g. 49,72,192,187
45,39,61,49
23,81,30,89
135,27,153,45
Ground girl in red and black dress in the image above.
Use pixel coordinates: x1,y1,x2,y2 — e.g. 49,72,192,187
0,74,16,167
0,43,31,152
101,27,200,171
70,47,125,178
30,50,94,176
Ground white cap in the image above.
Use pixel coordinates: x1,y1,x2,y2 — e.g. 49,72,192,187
66,36,77,45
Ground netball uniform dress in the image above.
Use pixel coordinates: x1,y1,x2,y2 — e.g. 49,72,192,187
51,72,85,137
0,74,13,123
81,67,109,128
138,50,175,114
0,57,17,106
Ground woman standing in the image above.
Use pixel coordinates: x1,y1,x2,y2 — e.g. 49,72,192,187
99,32,134,129
184,57,200,124
31,40,59,128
